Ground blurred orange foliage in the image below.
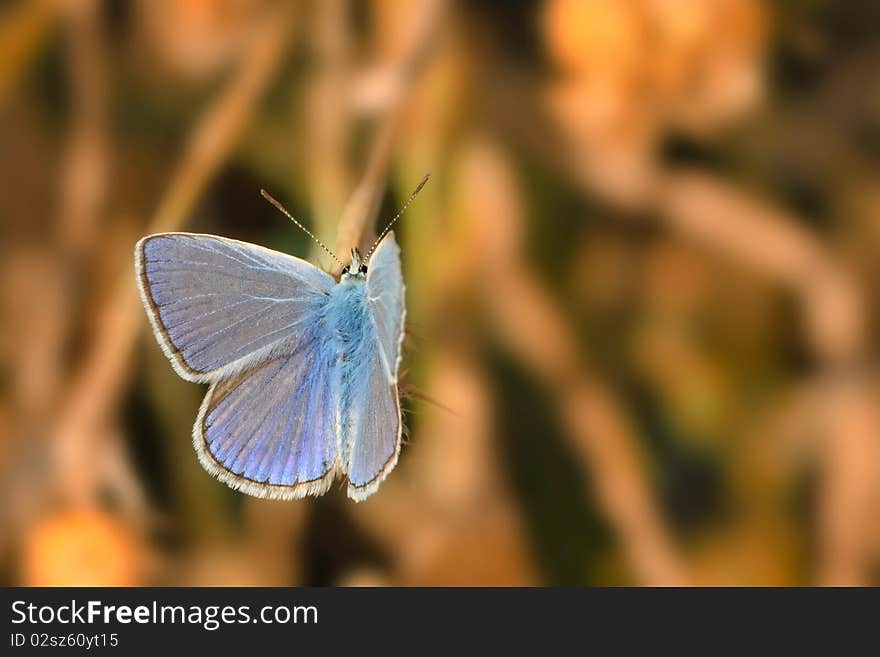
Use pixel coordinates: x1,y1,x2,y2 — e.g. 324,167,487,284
1,0,878,587
22,510,143,587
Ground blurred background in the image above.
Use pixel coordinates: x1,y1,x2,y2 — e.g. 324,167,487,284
1,0,879,586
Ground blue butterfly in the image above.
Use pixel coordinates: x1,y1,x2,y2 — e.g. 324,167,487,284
134,176,427,501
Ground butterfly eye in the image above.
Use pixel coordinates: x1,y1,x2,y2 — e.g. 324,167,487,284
342,266,350,274
359,265,368,274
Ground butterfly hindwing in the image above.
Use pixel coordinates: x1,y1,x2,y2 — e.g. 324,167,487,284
194,329,340,499
344,346,401,500
136,232,335,382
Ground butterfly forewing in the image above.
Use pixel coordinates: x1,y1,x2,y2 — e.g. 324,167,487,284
365,234,406,382
136,233,334,381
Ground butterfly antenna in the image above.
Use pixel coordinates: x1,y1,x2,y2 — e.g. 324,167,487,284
260,189,343,267
365,173,430,262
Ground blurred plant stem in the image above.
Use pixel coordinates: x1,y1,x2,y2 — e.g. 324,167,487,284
495,55,878,583
656,172,876,585
331,0,445,275
460,139,690,585
59,0,108,259
304,0,354,256
815,375,879,585
49,3,296,514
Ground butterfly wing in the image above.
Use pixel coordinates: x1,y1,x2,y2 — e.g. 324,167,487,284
135,232,334,382
365,233,407,383
345,233,406,501
344,347,402,501
194,326,340,499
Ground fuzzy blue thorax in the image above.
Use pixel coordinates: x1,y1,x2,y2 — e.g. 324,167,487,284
328,257,374,463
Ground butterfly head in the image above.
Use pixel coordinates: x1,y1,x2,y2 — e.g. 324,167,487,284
341,248,368,281
262,174,430,285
